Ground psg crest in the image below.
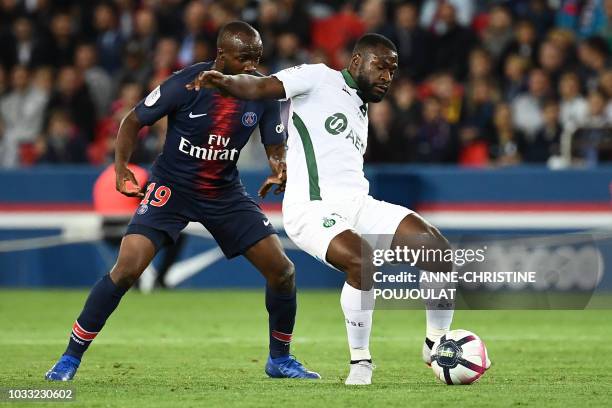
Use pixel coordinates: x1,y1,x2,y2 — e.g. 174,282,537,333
242,111,257,127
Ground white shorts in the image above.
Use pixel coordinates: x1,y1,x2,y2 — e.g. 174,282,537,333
283,195,413,265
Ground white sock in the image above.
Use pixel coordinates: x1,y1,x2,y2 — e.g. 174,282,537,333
426,309,454,341
340,282,374,361
420,271,454,342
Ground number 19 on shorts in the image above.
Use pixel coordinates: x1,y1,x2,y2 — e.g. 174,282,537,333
140,183,171,207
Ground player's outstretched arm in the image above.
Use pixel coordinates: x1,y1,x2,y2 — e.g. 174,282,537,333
258,143,287,198
185,71,286,100
114,109,145,198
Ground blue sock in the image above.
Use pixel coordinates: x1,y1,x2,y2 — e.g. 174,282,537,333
266,285,296,358
64,274,128,360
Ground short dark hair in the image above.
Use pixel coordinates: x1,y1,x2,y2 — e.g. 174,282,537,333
353,33,397,55
217,21,259,48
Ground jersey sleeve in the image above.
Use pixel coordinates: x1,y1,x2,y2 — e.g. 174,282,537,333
272,63,327,100
258,99,287,146
134,71,195,126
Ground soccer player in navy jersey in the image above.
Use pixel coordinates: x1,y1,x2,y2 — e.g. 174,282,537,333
45,21,320,381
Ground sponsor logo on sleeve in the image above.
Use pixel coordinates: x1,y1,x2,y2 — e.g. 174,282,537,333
144,85,161,107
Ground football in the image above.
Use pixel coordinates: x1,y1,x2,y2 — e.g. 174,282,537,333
430,329,489,385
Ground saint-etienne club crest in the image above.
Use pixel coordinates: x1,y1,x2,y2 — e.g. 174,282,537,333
242,112,257,127
322,217,336,228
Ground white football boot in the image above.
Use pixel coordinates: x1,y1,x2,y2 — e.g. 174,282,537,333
345,360,375,385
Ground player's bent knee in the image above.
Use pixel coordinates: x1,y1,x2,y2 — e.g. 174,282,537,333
109,259,146,288
431,227,450,251
422,226,453,273
268,260,295,293
327,230,375,290
427,222,448,244
108,234,157,288
345,254,374,291
396,214,450,250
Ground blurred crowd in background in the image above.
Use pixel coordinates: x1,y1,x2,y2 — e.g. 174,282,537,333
0,0,610,169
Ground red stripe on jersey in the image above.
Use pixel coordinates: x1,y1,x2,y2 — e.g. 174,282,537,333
209,93,241,137
196,93,242,195
72,321,98,342
271,330,293,343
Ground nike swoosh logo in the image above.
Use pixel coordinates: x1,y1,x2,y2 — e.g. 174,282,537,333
263,219,271,226
189,112,207,118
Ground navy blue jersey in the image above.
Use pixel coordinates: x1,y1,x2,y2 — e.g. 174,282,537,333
134,62,286,197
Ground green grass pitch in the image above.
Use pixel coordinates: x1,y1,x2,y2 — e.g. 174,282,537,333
1,290,611,407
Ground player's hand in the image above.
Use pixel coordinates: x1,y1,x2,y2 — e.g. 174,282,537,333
185,70,225,91
258,160,286,198
115,164,144,197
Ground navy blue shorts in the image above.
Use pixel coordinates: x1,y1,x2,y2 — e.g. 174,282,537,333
125,175,276,258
